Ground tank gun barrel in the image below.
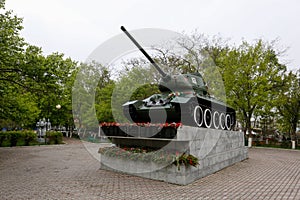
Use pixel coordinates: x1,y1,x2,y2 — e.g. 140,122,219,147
121,26,167,77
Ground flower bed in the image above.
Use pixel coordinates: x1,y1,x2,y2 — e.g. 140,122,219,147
98,146,198,170
100,122,182,128
100,122,182,138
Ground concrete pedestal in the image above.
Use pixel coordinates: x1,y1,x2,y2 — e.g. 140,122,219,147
100,126,248,185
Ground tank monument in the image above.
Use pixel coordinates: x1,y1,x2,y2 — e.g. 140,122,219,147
98,26,248,185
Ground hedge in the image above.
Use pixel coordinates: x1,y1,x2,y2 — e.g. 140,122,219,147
0,130,63,146
46,131,63,144
0,130,37,147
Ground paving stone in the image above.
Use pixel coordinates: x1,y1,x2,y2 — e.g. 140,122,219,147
0,139,299,199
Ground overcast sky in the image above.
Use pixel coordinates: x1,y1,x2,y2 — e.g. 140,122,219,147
5,0,300,71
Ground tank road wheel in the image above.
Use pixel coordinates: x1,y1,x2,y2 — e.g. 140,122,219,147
225,114,231,130
204,108,212,128
213,111,220,129
193,106,203,127
230,114,235,130
219,113,226,130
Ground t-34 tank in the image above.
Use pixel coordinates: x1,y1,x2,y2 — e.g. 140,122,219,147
121,26,236,130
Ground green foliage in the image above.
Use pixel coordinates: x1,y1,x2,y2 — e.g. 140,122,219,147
95,63,115,123
36,53,77,127
111,66,160,122
73,62,112,129
217,40,286,133
275,70,300,138
46,131,63,144
94,64,159,123
23,130,37,145
174,153,199,168
95,83,115,122
0,87,40,129
0,3,77,129
0,130,65,146
130,83,159,101
0,130,37,147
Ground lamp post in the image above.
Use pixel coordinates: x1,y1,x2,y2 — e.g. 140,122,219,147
56,104,61,131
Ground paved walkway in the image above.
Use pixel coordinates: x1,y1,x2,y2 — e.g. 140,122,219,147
0,138,299,199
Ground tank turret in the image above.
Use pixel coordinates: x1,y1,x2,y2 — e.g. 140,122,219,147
121,26,235,130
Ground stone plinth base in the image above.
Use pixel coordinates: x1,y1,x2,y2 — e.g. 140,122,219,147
100,127,248,185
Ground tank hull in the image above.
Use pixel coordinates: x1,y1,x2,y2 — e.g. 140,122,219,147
123,95,236,130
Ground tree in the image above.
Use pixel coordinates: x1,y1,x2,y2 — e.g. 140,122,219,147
0,2,78,129
94,63,115,122
218,40,286,135
276,70,300,140
0,2,39,128
111,65,160,123
0,3,38,91
36,52,77,127
150,33,229,101
95,82,115,122
0,85,40,129
72,62,114,132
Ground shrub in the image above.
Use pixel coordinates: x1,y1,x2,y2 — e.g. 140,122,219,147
46,131,63,144
0,132,5,146
0,132,11,147
23,130,37,146
280,140,291,148
9,131,21,147
0,130,37,147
